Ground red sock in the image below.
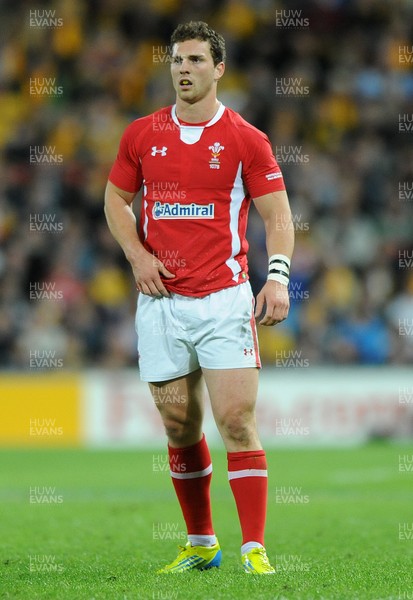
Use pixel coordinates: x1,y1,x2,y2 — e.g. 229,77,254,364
168,434,214,535
228,450,268,546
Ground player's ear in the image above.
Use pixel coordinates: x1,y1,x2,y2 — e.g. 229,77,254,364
214,61,225,82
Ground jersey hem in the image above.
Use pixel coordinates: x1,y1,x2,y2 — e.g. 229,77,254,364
164,278,249,298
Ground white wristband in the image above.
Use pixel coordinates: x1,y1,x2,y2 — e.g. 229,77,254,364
267,273,289,286
268,253,290,286
268,253,290,270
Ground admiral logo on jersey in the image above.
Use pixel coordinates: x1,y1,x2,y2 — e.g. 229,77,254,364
153,201,215,220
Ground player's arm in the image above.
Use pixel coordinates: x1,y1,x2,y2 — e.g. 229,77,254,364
104,180,174,297
252,190,294,326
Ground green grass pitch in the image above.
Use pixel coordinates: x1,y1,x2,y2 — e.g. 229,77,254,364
0,443,412,599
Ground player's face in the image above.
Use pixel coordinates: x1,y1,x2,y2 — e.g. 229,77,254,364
170,39,224,104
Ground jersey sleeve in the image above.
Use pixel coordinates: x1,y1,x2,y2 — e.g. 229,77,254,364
108,122,143,193
241,128,286,199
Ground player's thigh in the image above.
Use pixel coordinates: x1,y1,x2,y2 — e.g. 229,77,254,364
202,367,259,426
149,368,205,424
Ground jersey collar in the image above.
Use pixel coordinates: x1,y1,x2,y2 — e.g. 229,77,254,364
171,102,226,128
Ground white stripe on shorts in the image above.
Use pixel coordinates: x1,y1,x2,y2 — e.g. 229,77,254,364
170,463,213,480
228,469,268,480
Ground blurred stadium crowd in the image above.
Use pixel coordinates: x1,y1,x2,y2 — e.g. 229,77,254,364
0,0,412,368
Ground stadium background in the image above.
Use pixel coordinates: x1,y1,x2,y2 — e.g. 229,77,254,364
0,0,412,448
1,6,412,599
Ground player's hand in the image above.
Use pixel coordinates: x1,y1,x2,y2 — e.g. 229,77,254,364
255,280,290,326
129,249,175,298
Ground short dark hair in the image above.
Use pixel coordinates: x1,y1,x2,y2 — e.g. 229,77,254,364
170,21,226,66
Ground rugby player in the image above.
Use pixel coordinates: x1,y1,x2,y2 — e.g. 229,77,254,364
105,20,294,574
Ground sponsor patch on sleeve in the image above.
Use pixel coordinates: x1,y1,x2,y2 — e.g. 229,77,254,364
265,172,283,181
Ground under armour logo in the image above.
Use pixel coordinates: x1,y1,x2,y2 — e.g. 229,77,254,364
151,146,168,156
244,348,253,356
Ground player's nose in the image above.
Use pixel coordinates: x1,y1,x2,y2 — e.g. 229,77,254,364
179,58,191,72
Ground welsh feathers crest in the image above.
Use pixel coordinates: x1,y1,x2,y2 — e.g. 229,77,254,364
208,142,224,157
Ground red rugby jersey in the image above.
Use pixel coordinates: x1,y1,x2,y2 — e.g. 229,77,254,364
109,103,285,297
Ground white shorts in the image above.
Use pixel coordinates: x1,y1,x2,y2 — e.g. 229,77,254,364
135,282,261,382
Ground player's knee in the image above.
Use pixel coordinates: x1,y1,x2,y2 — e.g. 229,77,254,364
218,409,255,444
163,415,196,445
163,419,185,442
